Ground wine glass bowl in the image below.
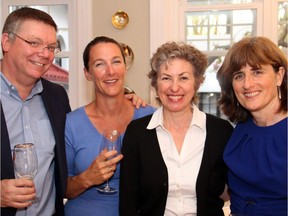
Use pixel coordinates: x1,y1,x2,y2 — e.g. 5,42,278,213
13,143,39,202
105,129,120,157
97,129,121,194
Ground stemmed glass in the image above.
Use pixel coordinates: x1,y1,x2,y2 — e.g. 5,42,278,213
97,129,121,194
13,143,39,203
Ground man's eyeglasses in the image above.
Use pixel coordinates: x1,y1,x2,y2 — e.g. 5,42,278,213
9,32,61,54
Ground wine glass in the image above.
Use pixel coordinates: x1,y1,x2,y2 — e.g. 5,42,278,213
97,129,121,194
13,143,39,203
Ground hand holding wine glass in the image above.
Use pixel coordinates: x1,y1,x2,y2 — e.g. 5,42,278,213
13,143,39,203
97,129,121,194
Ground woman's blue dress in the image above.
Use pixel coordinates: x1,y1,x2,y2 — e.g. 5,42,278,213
64,106,155,216
224,117,287,216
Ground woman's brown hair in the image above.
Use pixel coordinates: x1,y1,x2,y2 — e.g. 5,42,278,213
217,36,287,123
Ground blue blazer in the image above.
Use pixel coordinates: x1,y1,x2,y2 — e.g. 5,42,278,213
119,113,234,216
1,78,71,216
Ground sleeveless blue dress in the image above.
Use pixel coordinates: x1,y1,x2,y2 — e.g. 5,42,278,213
224,117,287,216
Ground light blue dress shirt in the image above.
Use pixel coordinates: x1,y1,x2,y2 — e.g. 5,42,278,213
1,73,56,216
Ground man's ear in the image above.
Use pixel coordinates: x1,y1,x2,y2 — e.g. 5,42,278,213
1,33,11,52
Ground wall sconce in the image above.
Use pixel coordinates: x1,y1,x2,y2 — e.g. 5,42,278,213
112,10,129,29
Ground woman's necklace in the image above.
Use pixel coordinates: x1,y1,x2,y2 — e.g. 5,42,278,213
94,102,131,134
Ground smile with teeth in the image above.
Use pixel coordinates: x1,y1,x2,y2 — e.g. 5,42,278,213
168,95,183,101
31,61,44,67
244,91,259,97
104,79,117,84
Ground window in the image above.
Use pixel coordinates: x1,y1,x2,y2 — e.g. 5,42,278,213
185,9,256,52
278,1,288,57
187,0,254,4
197,92,226,119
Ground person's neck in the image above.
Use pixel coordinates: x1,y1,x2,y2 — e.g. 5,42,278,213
252,110,287,126
93,94,127,118
163,106,193,129
1,63,35,101
89,95,133,134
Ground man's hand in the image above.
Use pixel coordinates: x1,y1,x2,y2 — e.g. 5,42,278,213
1,179,36,209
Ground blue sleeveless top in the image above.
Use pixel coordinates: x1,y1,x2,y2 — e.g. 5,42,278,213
64,106,156,216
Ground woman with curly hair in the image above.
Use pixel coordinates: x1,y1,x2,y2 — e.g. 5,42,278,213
120,41,233,216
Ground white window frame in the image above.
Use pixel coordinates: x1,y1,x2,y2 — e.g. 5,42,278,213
179,1,263,43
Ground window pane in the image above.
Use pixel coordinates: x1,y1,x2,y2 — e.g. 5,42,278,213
199,55,223,93
50,5,69,51
41,57,70,92
58,29,69,51
278,1,288,57
197,93,226,118
187,0,255,5
186,9,256,51
50,5,68,29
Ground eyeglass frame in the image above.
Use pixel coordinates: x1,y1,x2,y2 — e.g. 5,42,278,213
9,32,61,54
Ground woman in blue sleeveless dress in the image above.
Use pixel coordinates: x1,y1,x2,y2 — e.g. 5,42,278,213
217,36,287,216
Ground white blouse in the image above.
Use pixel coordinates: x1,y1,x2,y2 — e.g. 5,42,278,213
147,105,206,216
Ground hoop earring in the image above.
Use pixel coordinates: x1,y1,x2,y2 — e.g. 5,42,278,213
277,86,282,100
